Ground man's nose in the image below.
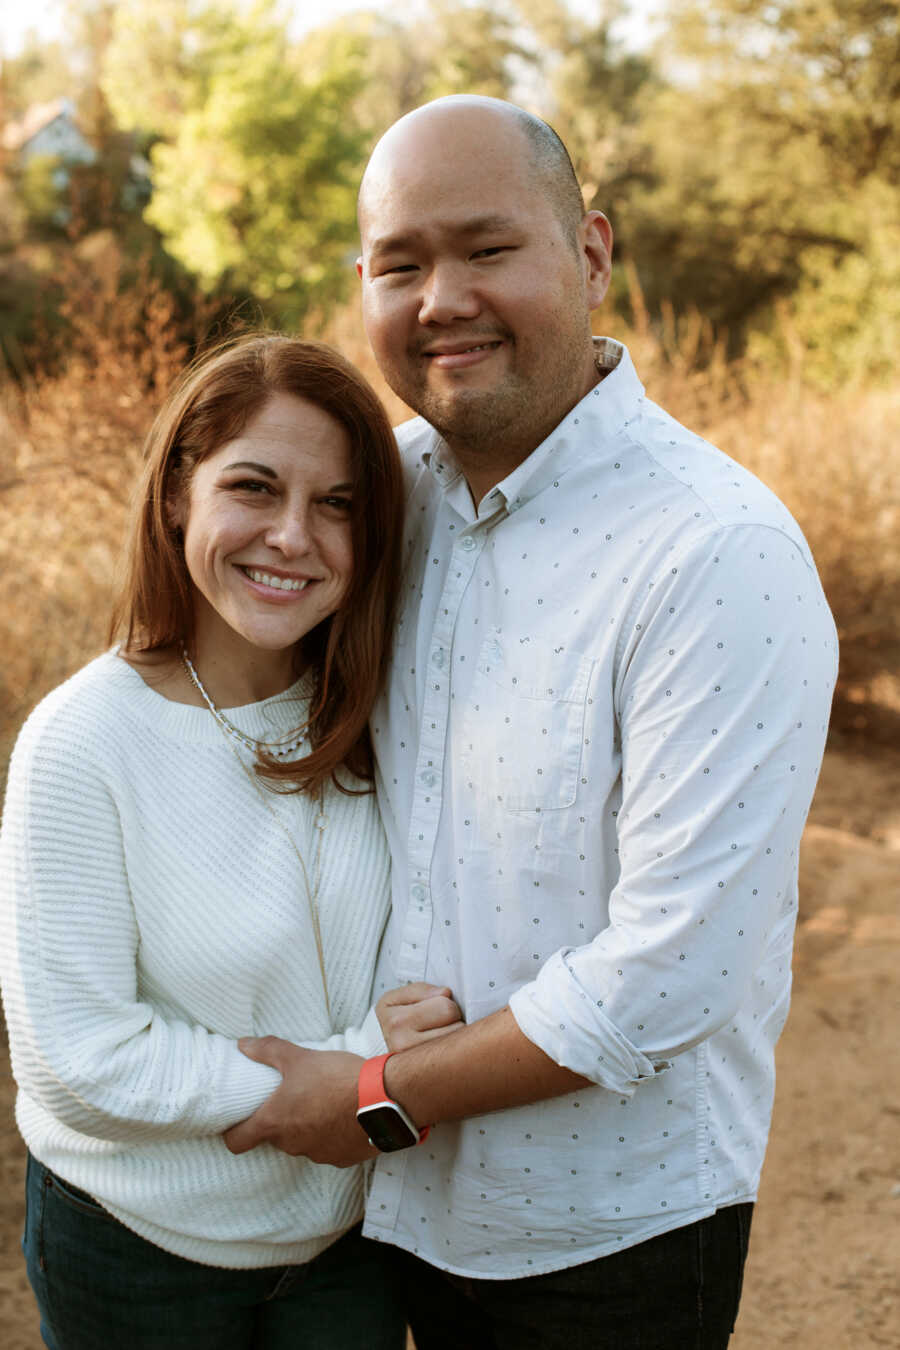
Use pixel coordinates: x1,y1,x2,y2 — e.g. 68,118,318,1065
418,262,481,325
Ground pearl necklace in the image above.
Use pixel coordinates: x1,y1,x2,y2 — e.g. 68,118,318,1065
180,646,308,760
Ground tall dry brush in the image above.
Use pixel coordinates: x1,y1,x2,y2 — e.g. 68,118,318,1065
2,275,898,783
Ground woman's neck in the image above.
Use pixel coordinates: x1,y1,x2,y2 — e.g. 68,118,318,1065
184,643,299,708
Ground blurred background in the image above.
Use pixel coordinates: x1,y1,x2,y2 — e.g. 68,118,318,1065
0,2,898,1347
1,0,898,756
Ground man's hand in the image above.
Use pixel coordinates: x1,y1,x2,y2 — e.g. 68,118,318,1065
223,1038,373,1165
377,982,464,1052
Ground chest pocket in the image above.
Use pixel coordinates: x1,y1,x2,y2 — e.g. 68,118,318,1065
460,632,594,811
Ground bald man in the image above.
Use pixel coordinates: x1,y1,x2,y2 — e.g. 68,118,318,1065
227,97,837,1349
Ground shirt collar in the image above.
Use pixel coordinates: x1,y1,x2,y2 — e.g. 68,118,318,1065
424,338,645,518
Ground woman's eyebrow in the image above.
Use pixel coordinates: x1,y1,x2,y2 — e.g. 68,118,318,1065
222,460,278,479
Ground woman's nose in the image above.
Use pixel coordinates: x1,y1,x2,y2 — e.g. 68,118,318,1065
265,506,312,555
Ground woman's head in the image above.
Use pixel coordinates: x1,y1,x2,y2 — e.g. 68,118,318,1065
171,387,357,664
113,335,404,789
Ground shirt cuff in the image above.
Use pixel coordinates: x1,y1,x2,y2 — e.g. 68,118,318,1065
509,949,669,1096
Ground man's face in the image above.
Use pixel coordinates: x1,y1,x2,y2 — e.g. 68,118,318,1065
357,111,609,469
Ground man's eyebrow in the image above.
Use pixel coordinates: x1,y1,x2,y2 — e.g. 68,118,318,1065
222,461,278,479
368,214,521,257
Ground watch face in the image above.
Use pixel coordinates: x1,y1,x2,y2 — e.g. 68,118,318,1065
357,1104,419,1152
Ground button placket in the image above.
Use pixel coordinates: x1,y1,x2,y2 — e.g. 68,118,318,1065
400,530,485,979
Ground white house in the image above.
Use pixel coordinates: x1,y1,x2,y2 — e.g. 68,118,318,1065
3,98,97,177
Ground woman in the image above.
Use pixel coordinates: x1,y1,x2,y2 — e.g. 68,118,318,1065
0,336,451,1349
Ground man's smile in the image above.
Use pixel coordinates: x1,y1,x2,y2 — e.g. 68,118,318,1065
422,340,504,369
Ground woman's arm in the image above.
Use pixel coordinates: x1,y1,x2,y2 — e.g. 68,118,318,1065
0,711,281,1143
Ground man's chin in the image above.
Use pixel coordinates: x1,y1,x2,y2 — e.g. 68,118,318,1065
418,387,517,447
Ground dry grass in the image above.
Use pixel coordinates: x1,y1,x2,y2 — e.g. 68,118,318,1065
2,263,898,782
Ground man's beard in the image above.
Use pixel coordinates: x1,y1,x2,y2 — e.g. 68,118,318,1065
416,376,527,456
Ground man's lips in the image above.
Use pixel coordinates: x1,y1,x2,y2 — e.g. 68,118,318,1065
421,340,504,369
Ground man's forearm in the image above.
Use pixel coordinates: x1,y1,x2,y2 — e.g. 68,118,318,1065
383,1006,590,1126
224,1007,591,1161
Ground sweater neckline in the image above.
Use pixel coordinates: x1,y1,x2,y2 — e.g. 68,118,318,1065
101,649,314,748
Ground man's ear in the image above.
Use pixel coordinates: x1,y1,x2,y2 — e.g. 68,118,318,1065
580,211,613,310
356,257,364,279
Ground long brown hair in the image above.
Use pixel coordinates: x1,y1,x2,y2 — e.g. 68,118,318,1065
110,334,404,793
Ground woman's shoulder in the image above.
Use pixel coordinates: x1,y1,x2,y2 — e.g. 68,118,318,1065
10,650,140,771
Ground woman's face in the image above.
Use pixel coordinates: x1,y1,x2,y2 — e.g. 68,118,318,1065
174,391,355,658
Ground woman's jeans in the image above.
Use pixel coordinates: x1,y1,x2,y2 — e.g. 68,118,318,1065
23,1153,405,1350
395,1201,755,1350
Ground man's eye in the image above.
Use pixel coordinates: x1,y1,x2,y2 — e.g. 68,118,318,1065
471,246,510,259
380,263,417,275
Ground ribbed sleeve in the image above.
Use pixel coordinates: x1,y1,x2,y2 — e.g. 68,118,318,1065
0,652,392,1267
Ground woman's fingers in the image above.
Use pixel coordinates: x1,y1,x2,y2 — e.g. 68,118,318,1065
377,983,465,1052
380,981,453,1008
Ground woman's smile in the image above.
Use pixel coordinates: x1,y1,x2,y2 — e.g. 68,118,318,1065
174,390,355,678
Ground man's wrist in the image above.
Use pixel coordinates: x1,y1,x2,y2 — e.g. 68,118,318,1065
356,1052,430,1153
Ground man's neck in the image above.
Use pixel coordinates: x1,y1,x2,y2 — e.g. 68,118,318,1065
448,359,608,508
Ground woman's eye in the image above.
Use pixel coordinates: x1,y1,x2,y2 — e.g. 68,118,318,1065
230,479,273,495
322,496,353,512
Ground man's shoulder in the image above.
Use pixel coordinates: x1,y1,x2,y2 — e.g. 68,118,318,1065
392,415,441,496
626,402,805,541
394,414,436,460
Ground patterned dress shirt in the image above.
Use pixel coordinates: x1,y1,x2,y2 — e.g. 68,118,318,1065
364,338,838,1277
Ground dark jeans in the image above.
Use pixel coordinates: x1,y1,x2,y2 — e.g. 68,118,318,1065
23,1152,405,1350
395,1203,754,1350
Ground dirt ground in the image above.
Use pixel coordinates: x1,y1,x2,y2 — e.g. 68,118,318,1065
1,741,898,1350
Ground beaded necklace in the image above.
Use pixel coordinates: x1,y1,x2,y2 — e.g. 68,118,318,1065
180,644,330,1019
180,645,308,760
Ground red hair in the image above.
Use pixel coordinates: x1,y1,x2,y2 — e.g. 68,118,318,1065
110,334,403,793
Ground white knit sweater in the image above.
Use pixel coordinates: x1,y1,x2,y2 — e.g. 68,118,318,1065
0,650,390,1268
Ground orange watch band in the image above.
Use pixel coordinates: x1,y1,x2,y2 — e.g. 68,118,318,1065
358,1052,430,1144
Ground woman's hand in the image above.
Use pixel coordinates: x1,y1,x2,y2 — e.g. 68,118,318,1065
376,982,464,1053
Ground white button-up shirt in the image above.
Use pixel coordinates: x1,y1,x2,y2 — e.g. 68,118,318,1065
364,339,837,1278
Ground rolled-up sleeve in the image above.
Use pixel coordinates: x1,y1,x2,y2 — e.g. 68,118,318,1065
510,523,838,1092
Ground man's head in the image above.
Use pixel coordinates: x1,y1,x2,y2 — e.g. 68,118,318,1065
357,96,613,490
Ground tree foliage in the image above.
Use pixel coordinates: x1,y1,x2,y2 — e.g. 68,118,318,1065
615,0,900,381
2,0,897,380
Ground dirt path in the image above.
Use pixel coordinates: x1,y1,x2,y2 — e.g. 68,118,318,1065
2,743,898,1349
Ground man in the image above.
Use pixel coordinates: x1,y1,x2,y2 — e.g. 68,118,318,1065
226,96,838,1348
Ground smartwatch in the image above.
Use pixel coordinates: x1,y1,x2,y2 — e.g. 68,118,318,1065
357,1053,430,1153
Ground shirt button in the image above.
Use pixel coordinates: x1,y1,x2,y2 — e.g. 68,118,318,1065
432,648,446,670
420,770,439,788
460,536,476,552
411,883,426,902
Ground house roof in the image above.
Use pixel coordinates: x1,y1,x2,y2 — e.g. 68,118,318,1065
3,97,83,153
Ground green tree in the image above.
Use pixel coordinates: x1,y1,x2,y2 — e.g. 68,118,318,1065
102,1,369,320
0,37,74,123
102,0,250,141
512,0,656,209
614,0,900,381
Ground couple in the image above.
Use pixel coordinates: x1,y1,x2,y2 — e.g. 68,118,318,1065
0,97,837,1350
